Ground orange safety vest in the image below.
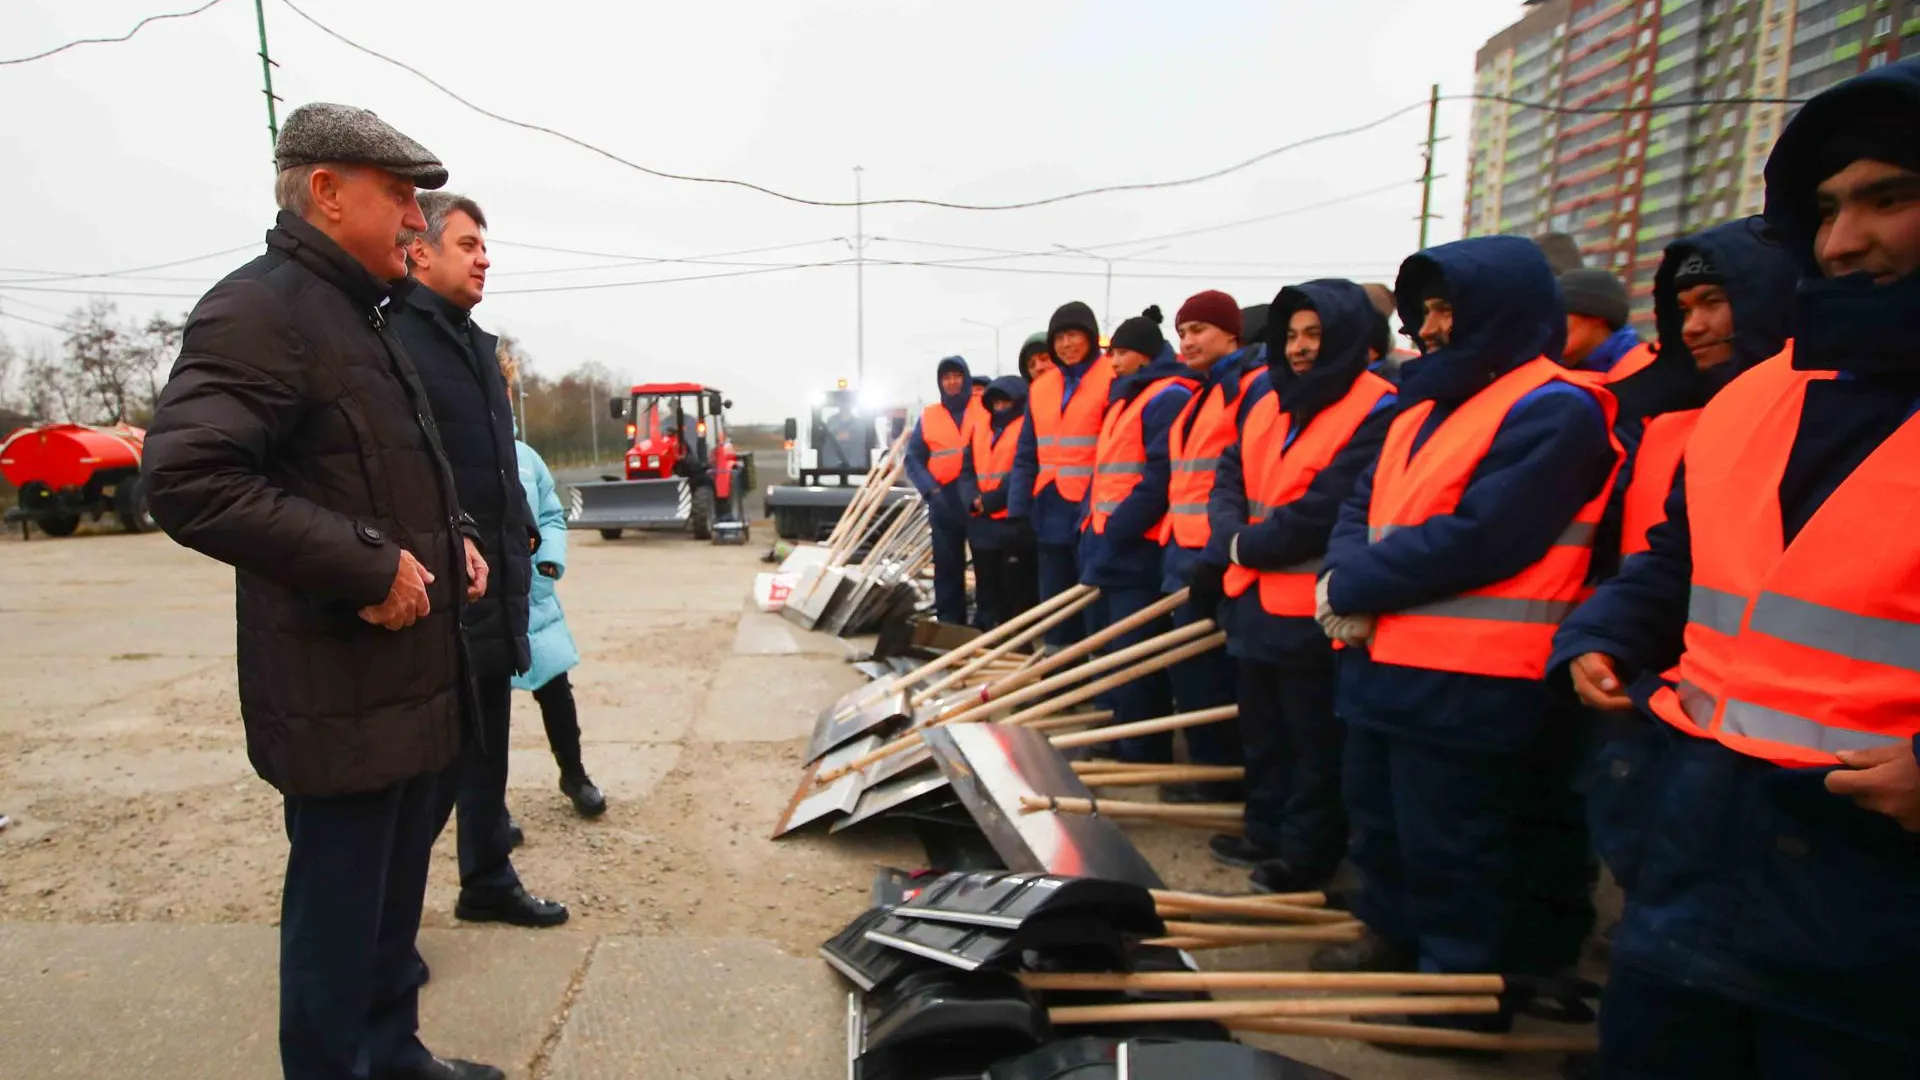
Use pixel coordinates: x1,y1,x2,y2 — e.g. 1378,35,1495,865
970,415,1025,520
921,400,986,486
1619,408,1700,558
1225,372,1396,616
1365,357,1623,679
1646,352,1920,765
1605,341,1658,384
1163,367,1265,549
1029,358,1116,503
1084,375,1197,536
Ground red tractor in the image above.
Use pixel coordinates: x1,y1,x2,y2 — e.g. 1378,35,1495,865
1,422,158,538
567,383,752,543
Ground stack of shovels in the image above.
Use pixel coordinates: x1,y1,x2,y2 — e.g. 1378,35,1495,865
783,429,939,634
824,870,1599,1079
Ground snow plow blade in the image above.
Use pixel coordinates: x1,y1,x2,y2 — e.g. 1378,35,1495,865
566,477,690,531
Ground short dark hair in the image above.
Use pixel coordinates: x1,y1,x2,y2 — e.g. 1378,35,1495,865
405,191,486,248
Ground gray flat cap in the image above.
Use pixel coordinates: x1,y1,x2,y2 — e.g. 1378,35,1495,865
275,102,448,190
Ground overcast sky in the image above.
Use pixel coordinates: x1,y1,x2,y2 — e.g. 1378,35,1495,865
0,0,1533,422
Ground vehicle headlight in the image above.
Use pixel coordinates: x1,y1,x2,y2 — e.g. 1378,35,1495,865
647,455,660,468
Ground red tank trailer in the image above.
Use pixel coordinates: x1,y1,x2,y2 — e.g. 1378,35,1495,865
0,423,157,538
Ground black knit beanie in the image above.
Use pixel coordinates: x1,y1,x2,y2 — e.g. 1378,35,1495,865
1109,305,1166,358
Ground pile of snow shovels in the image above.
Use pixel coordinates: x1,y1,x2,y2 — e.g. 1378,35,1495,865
824,870,1600,1079
778,429,937,635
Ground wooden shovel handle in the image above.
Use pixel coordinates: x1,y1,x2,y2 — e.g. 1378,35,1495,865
1073,764,1245,786
975,587,1191,701
988,630,1228,730
1021,971,1506,994
1145,894,1353,925
1143,922,1365,948
1226,1017,1597,1054
910,589,1099,705
1020,710,1114,734
1018,795,1242,822
939,618,1216,728
1047,704,1237,750
1049,994,1500,1025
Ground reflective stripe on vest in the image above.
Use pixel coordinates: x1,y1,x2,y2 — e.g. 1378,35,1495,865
1620,409,1699,558
969,414,1025,520
1364,357,1623,679
1164,368,1263,549
1604,341,1658,384
1222,371,1396,617
921,400,986,486
1645,347,1920,766
1084,375,1197,537
1029,359,1116,504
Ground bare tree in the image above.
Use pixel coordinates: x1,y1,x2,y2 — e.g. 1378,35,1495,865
21,343,80,422
0,332,19,416
61,299,143,423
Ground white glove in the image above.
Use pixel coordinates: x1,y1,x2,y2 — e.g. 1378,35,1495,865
1315,573,1334,621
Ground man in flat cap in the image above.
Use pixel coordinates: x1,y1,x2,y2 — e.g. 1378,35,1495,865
142,103,504,1080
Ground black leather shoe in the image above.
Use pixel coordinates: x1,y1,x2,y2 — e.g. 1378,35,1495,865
1208,834,1276,869
560,772,607,818
386,1056,506,1080
455,885,569,928
1249,858,1328,894
504,818,525,850
1310,930,1418,973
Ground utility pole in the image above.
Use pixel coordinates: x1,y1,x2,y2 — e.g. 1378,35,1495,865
1417,83,1444,250
960,319,1002,375
587,373,600,465
853,165,866,387
253,0,282,159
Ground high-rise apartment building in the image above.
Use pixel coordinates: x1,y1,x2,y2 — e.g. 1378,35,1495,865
1465,0,1915,324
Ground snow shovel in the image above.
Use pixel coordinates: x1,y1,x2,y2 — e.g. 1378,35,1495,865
888,870,1163,937
923,722,1164,888
855,970,1048,1080
807,584,1098,762
989,1038,1353,1080
821,904,947,993
770,734,883,838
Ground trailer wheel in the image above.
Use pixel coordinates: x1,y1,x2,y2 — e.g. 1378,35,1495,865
689,486,714,541
773,507,801,540
598,528,624,541
114,477,158,533
39,514,80,537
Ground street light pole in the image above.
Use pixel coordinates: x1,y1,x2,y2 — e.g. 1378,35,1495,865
1051,244,1173,332
854,165,866,386
959,318,1003,375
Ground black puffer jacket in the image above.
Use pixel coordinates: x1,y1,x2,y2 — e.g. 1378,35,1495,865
392,288,533,681
143,212,471,798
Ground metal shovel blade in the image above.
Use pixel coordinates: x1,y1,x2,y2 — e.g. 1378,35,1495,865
807,687,913,764
771,734,880,838
924,724,1163,890
831,768,954,834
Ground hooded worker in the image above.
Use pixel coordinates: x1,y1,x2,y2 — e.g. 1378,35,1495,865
1009,301,1112,645
960,375,1037,629
1078,306,1197,757
1559,268,1653,380
1155,289,1263,798
904,355,986,624
1206,279,1397,894
1550,60,1920,1077
1313,237,1622,1019
1017,331,1053,382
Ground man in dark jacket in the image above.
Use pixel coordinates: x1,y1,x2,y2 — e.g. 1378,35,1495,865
960,375,1037,628
394,192,566,929
1552,61,1920,1077
1558,268,1646,377
1079,308,1196,757
904,356,983,624
1204,280,1396,894
142,104,504,1080
1313,238,1619,1017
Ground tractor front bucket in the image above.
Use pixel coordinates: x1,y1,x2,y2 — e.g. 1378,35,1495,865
566,477,690,532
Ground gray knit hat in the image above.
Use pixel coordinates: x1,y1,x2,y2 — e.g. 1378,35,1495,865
1559,268,1630,330
274,102,448,190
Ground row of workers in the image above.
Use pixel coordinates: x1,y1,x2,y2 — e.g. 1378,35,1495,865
899,59,1920,1077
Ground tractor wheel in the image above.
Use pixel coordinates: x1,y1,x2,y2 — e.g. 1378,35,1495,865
39,514,80,537
598,529,624,541
114,477,158,534
689,485,715,541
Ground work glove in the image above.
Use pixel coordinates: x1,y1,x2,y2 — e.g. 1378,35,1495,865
1186,561,1228,621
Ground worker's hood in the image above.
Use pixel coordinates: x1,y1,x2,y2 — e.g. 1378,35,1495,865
1266,278,1379,424
935,355,973,421
1393,236,1565,406
1764,57,1920,375
983,375,1028,431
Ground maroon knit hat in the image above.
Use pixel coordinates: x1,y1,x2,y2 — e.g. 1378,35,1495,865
1176,290,1243,339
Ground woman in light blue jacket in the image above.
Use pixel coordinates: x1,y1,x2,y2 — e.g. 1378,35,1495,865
513,440,605,817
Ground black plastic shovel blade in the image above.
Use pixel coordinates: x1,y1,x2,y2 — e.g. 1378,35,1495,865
892,871,1163,937
1119,1041,1354,1079
820,906,941,993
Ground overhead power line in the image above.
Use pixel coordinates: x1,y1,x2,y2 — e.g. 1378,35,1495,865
0,244,256,284
0,307,65,331
0,0,232,66
488,235,846,277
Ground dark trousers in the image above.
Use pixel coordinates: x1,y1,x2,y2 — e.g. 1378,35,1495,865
533,671,582,775
1087,585,1173,762
930,521,969,625
971,543,1038,630
1163,602,1241,767
1238,657,1344,878
437,674,521,895
1036,542,1084,646
281,770,440,1080
1598,964,1920,1079
1344,723,1591,976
